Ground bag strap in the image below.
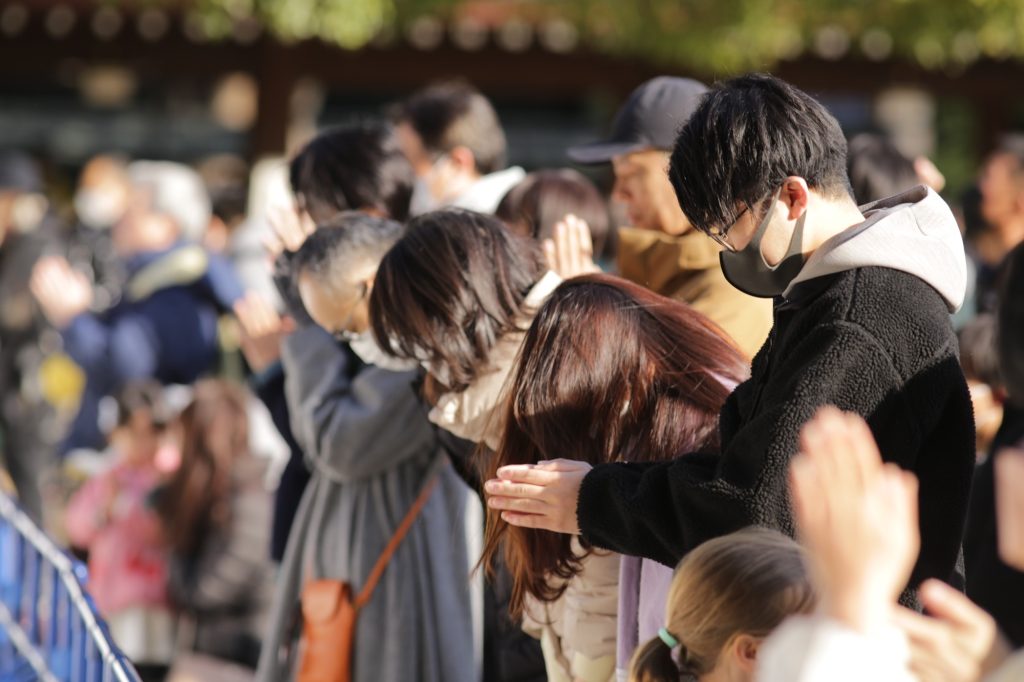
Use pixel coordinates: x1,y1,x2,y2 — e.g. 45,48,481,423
354,457,447,609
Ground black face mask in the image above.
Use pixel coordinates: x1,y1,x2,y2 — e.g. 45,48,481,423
719,189,808,298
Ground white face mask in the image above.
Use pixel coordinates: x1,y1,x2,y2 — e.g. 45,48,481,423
348,330,419,372
75,189,124,229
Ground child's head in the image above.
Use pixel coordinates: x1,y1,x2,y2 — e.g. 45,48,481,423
630,528,816,682
104,381,169,464
159,379,250,556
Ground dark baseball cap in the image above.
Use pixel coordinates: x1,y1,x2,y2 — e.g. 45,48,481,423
568,76,709,165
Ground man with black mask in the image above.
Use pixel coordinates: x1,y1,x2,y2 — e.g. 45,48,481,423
486,74,975,610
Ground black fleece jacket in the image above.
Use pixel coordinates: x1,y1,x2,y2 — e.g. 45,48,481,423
577,266,976,606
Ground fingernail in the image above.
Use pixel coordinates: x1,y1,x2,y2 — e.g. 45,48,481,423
483,480,498,493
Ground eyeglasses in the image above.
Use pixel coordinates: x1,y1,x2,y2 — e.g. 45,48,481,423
333,328,360,343
705,203,752,253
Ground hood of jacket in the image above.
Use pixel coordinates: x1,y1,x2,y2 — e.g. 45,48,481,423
784,185,967,313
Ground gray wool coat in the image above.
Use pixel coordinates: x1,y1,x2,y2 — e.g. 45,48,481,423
255,325,481,682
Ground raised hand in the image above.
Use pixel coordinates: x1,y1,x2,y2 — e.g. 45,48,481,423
892,579,1011,682
234,291,295,373
789,406,920,632
30,256,94,329
542,214,600,279
264,205,316,258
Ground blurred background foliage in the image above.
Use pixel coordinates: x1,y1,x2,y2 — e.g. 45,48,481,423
162,0,1024,74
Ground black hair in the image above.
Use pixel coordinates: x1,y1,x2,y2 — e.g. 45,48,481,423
999,243,1024,405
369,209,545,395
289,121,414,224
668,73,853,234
395,80,508,175
992,133,1024,172
959,313,1002,389
495,168,614,259
197,155,250,227
293,211,404,290
846,133,921,205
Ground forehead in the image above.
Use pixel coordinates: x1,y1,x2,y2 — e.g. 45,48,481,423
612,149,668,174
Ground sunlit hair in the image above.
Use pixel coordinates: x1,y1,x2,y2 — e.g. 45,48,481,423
157,379,250,557
481,274,749,617
630,528,816,682
369,209,546,397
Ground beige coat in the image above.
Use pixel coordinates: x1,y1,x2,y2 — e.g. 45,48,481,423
617,226,773,359
429,271,563,449
522,542,620,682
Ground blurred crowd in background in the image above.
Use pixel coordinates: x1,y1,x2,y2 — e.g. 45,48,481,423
1,33,1024,682
0,71,1015,675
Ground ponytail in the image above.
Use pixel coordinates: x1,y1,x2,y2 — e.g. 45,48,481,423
629,636,680,682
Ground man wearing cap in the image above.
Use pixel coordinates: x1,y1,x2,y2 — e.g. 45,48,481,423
569,76,772,359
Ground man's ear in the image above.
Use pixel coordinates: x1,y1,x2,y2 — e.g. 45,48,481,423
780,176,811,221
448,146,478,175
727,634,761,674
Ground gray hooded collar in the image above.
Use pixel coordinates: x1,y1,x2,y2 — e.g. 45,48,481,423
783,185,967,313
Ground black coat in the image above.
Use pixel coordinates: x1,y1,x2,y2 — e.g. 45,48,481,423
577,266,976,607
964,404,1024,646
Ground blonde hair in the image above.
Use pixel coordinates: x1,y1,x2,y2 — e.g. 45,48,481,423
629,527,816,682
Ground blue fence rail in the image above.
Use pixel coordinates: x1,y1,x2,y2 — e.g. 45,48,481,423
0,492,141,682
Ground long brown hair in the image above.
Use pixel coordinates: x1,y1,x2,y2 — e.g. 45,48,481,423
158,380,250,557
630,528,816,681
482,274,748,617
369,209,546,397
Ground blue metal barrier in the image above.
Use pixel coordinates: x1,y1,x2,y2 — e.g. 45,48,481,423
0,492,141,682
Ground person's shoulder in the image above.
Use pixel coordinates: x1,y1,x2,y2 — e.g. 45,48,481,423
839,267,958,369
842,266,952,324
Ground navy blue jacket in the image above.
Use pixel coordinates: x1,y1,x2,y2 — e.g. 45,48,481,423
62,243,243,451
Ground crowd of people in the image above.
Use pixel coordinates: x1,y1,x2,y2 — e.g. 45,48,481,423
0,71,1023,682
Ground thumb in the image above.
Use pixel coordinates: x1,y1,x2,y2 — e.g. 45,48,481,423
919,579,984,629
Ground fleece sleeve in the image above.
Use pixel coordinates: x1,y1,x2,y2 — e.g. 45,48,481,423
282,324,434,483
577,320,926,568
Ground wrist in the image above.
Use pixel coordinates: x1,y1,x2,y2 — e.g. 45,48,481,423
822,589,892,633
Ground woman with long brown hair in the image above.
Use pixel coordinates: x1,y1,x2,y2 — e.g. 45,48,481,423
481,274,749,682
157,379,273,669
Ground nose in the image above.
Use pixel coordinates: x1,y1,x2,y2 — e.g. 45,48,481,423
611,178,630,205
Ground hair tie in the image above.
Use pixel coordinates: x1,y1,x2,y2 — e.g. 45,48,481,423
658,627,680,649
